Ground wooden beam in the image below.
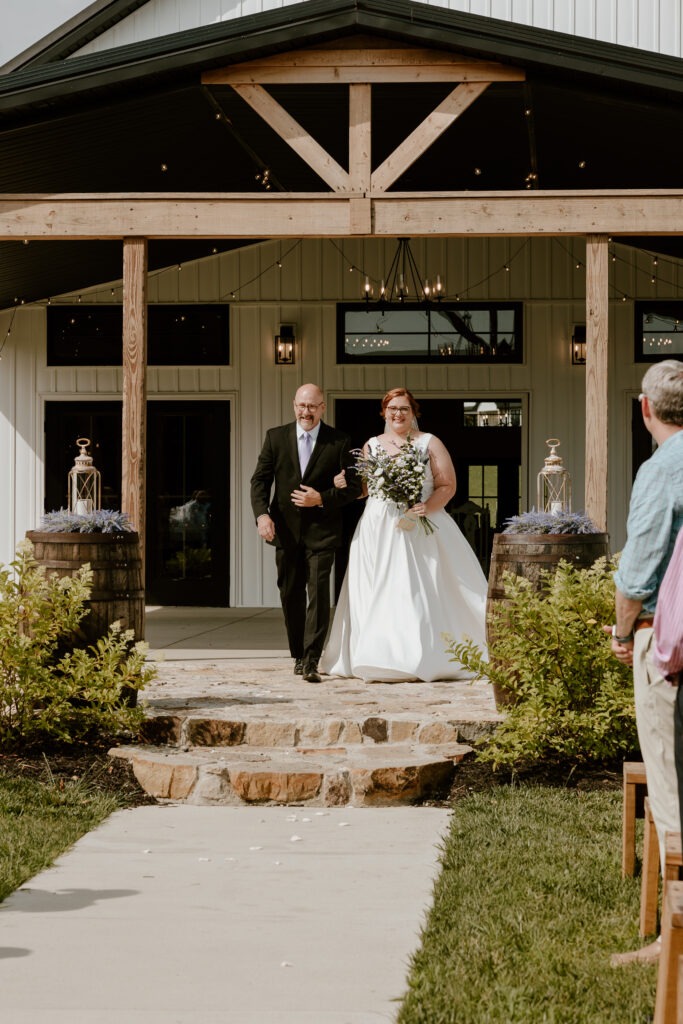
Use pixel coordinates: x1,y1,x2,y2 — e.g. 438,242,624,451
202,49,525,85
348,84,371,193
121,237,147,574
371,82,489,193
584,234,609,532
4,191,683,239
232,83,350,192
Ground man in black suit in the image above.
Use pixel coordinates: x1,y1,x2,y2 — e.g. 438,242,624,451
251,383,361,682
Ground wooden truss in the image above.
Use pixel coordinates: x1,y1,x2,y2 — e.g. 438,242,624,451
4,47,665,537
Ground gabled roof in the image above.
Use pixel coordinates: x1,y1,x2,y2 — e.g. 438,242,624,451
0,0,151,74
1,0,683,307
0,0,149,74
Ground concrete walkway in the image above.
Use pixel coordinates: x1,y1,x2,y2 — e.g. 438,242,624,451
0,804,450,1023
1,608,468,1023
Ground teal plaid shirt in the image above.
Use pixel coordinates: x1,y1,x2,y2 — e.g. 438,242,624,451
614,430,683,613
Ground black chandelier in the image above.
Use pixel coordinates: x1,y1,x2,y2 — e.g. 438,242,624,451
363,237,444,304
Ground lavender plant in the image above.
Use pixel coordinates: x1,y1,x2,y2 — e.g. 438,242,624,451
502,509,602,535
39,509,135,534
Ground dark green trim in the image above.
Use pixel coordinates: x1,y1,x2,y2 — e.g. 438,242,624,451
2,0,683,119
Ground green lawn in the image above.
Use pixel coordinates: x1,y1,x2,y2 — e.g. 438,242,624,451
399,786,656,1024
0,763,130,903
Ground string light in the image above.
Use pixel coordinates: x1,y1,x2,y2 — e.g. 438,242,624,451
0,306,17,361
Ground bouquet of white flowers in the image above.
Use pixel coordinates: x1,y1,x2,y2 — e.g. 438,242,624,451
353,438,437,535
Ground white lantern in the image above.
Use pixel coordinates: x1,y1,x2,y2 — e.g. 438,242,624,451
68,437,101,515
536,438,572,515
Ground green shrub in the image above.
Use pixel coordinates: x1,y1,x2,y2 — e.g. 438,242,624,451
446,556,637,771
0,541,154,749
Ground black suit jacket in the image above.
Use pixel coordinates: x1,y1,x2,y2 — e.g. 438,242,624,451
250,421,361,551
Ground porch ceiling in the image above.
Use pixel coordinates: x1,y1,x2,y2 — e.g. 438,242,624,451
2,0,683,308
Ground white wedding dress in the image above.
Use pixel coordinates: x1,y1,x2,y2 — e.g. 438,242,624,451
320,434,488,682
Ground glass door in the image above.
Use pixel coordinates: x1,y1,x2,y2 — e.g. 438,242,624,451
146,401,230,605
44,400,230,605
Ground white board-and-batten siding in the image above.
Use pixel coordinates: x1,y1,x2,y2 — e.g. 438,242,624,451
72,0,683,58
1,236,671,605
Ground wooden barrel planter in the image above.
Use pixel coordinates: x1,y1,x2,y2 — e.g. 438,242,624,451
486,531,610,708
26,530,145,646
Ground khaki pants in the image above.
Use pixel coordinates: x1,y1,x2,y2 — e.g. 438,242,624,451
634,627,680,870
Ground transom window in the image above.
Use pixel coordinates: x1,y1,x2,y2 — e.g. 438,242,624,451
635,302,683,362
337,302,522,363
47,304,229,366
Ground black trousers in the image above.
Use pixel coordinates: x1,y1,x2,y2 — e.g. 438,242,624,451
275,544,336,663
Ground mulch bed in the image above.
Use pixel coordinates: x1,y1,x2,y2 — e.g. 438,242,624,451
0,746,156,806
446,752,623,804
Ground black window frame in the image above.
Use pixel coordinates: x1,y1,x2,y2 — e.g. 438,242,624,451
634,301,683,363
47,303,230,367
336,301,523,364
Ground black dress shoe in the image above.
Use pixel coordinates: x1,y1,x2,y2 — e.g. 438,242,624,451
303,661,322,683
294,658,304,675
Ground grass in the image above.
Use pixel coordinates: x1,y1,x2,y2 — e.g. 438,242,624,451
398,786,656,1024
0,759,132,903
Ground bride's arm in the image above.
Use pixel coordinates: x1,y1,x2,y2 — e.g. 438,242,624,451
421,436,456,514
333,440,370,497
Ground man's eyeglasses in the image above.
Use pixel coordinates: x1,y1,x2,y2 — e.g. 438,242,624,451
295,403,323,412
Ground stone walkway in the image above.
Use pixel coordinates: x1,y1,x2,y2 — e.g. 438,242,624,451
112,652,501,806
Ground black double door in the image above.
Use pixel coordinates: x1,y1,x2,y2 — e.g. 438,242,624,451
44,400,230,605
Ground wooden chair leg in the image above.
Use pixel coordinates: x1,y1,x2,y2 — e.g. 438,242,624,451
641,797,661,938
623,761,647,878
654,881,683,1024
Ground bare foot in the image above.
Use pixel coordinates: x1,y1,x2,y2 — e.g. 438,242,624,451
610,936,661,966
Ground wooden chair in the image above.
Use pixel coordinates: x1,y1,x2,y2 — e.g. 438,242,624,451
640,808,683,939
654,881,683,1023
623,761,648,877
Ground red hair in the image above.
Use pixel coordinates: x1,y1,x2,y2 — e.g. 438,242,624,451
380,388,420,419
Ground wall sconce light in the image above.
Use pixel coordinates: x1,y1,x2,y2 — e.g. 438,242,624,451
572,324,586,365
275,323,296,365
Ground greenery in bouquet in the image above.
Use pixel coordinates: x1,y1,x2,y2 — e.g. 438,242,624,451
353,437,437,535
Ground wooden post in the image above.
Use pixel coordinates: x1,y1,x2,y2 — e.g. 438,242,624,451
121,238,147,579
585,234,609,532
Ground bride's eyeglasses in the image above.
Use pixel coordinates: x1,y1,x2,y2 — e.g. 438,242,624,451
386,405,412,415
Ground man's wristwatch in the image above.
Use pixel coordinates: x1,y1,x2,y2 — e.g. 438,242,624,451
612,624,634,643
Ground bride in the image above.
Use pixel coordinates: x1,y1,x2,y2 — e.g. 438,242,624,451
320,388,488,682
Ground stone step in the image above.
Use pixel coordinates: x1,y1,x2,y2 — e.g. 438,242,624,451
111,741,472,807
139,709,491,749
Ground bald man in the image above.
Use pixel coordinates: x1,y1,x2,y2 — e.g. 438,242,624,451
250,384,361,682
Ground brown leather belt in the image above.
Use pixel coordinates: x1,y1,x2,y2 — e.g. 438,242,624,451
634,618,654,632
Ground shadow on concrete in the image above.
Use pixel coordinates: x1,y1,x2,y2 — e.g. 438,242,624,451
8,888,139,913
